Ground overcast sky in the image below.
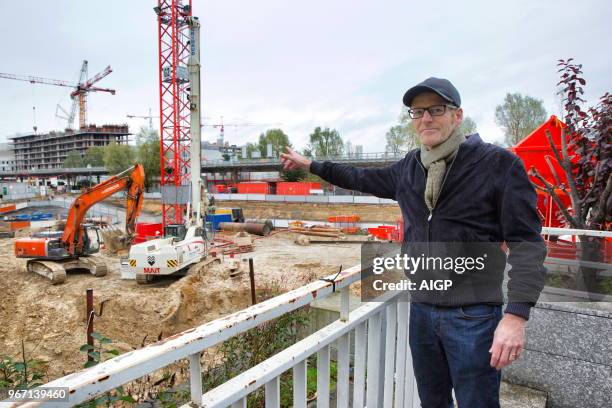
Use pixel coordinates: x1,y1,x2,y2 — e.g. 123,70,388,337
0,0,610,153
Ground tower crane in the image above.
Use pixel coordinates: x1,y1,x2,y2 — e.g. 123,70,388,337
0,60,115,129
127,108,156,131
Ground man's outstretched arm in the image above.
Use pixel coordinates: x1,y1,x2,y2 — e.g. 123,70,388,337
280,147,402,199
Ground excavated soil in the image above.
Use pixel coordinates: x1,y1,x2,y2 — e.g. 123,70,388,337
0,231,361,381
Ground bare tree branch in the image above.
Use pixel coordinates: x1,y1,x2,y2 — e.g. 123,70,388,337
548,128,583,222
529,167,580,228
587,173,612,230
544,155,568,194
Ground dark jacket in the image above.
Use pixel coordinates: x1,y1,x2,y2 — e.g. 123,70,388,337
310,134,547,319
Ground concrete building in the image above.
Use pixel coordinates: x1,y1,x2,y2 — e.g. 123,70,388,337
0,143,16,171
10,124,130,171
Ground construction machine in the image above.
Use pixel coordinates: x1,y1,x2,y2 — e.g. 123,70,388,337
128,17,217,284
14,164,145,284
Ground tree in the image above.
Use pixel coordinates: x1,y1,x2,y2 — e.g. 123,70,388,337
397,108,422,149
258,129,291,158
459,116,478,136
83,146,106,167
528,58,611,293
495,93,547,146
104,142,136,175
280,168,307,182
137,131,160,192
385,125,408,155
243,142,259,159
135,126,157,146
308,127,344,158
63,150,84,168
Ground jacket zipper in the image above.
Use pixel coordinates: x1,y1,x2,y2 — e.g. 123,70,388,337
418,150,460,254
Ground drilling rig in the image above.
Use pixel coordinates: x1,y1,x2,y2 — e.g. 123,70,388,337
127,12,214,284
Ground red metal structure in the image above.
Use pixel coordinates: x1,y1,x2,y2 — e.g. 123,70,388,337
155,0,193,227
511,115,573,228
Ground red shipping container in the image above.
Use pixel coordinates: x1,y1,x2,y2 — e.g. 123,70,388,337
277,182,321,195
236,182,269,194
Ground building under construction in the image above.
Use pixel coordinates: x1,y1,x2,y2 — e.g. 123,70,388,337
10,124,129,171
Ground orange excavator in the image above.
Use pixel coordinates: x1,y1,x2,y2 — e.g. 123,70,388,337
14,164,145,284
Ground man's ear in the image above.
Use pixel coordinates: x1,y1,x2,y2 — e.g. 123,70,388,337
455,107,464,126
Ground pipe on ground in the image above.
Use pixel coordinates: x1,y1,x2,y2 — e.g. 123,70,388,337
219,222,271,236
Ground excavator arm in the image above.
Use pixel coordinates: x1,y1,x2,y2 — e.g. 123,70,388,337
63,164,145,255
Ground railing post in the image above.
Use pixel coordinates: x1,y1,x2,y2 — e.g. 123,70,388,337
353,321,367,408
394,296,409,408
383,300,398,407
336,332,351,407
292,360,307,408
316,345,330,408
340,286,349,322
264,376,280,407
231,397,247,408
403,302,420,408
366,312,383,407
188,352,203,405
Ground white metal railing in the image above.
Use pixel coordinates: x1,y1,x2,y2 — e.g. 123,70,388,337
5,264,420,407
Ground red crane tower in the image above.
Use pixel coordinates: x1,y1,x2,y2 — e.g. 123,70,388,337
154,0,194,227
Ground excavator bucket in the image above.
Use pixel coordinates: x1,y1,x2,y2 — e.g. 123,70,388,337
100,226,134,255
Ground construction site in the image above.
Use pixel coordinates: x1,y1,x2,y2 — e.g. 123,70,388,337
0,1,610,408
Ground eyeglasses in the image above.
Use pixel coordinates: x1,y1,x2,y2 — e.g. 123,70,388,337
408,104,457,119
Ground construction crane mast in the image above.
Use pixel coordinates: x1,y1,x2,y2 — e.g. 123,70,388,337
154,0,194,228
0,60,115,129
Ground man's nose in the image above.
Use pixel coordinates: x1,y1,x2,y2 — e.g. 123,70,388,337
421,110,434,122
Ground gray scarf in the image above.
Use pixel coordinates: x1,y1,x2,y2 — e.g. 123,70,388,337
420,128,465,211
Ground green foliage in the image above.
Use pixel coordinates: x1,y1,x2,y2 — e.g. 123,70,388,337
63,150,84,168
385,125,410,155
459,116,478,136
135,126,156,146
103,142,136,175
495,92,547,146
79,332,119,369
258,129,291,158
76,332,134,407
280,168,307,182
83,146,106,167
305,358,338,400
201,290,311,408
0,349,47,396
308,127,344,158
242,142,259,159
137,131,161,192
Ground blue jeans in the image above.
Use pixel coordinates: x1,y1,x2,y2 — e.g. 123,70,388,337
409,302,502,408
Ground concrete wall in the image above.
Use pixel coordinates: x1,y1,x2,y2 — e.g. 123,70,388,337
503,302,612,408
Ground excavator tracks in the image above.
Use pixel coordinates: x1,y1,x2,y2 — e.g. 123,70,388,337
26,260,67,285
26,256,108,284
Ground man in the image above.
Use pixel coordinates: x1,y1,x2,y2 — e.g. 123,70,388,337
281,77,547,407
